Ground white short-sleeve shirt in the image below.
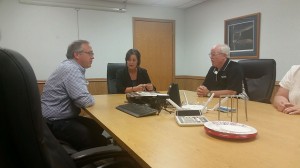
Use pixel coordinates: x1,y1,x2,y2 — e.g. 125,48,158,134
279,65,300,105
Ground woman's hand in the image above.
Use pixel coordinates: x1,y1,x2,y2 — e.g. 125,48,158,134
134,84,153,91
135,84,146,91
145,83,153,91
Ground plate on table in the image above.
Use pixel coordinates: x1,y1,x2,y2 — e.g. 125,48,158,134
204,121,257,139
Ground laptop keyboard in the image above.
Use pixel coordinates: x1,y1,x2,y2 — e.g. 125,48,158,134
116,103,158,117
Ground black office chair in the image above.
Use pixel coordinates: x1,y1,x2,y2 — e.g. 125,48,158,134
107,63,126,94
0,48,136,168
239,59,276,104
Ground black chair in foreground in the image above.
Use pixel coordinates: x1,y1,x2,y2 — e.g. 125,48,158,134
107,63,126,94
0,48,137,168
239,59,276,104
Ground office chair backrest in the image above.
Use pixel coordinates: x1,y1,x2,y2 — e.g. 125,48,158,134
239,59,276,104
0,48,76,168
107,63,126,94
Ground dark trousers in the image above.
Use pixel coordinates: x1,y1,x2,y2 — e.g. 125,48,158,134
47,116,108,151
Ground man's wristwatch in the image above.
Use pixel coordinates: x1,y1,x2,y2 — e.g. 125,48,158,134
207,91,212,97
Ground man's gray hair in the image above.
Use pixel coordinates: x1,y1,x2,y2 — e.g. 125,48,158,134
212,44,230,58
66,40,89,59
219,44,230,57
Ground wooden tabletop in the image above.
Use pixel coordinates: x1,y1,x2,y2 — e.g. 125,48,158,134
84,91,300,168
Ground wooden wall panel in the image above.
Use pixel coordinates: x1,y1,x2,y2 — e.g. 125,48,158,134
37,76,280,103
174,75,205,91
37,78,107,95
86,78,107,95
37,81,46,94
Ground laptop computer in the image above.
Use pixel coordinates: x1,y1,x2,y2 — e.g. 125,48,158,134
167,83,214,126
167,83,207,112
116,103,158,118
167,83,182,107
117,91,169,118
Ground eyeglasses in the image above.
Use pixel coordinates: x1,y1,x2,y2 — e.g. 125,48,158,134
208,52,223,58
79,51,94,57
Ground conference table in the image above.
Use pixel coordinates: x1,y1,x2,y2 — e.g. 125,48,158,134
84,90,300,168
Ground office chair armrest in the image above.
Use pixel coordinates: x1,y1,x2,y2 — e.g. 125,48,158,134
71,145,127,167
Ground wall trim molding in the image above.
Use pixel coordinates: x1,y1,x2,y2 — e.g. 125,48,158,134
37,76,280,101
175,75,205,80
37,76,280,86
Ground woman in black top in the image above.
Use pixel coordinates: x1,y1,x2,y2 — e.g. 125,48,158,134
116,49,155,93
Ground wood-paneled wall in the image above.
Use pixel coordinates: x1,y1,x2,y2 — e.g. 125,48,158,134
38,78,108,95
174,75,205,91
37,76,280,102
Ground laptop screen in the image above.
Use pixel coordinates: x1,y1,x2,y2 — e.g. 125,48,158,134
167,83,182,107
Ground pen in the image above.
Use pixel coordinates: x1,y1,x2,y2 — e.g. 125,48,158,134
203,93,215,108
209,96,228,111
183,91,189,105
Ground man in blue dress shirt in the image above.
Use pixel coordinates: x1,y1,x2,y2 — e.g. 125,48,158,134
41,40,108,150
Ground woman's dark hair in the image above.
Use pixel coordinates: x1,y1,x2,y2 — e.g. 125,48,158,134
125,48,141,66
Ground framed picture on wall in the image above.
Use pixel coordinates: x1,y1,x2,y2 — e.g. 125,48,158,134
224,13,261,59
